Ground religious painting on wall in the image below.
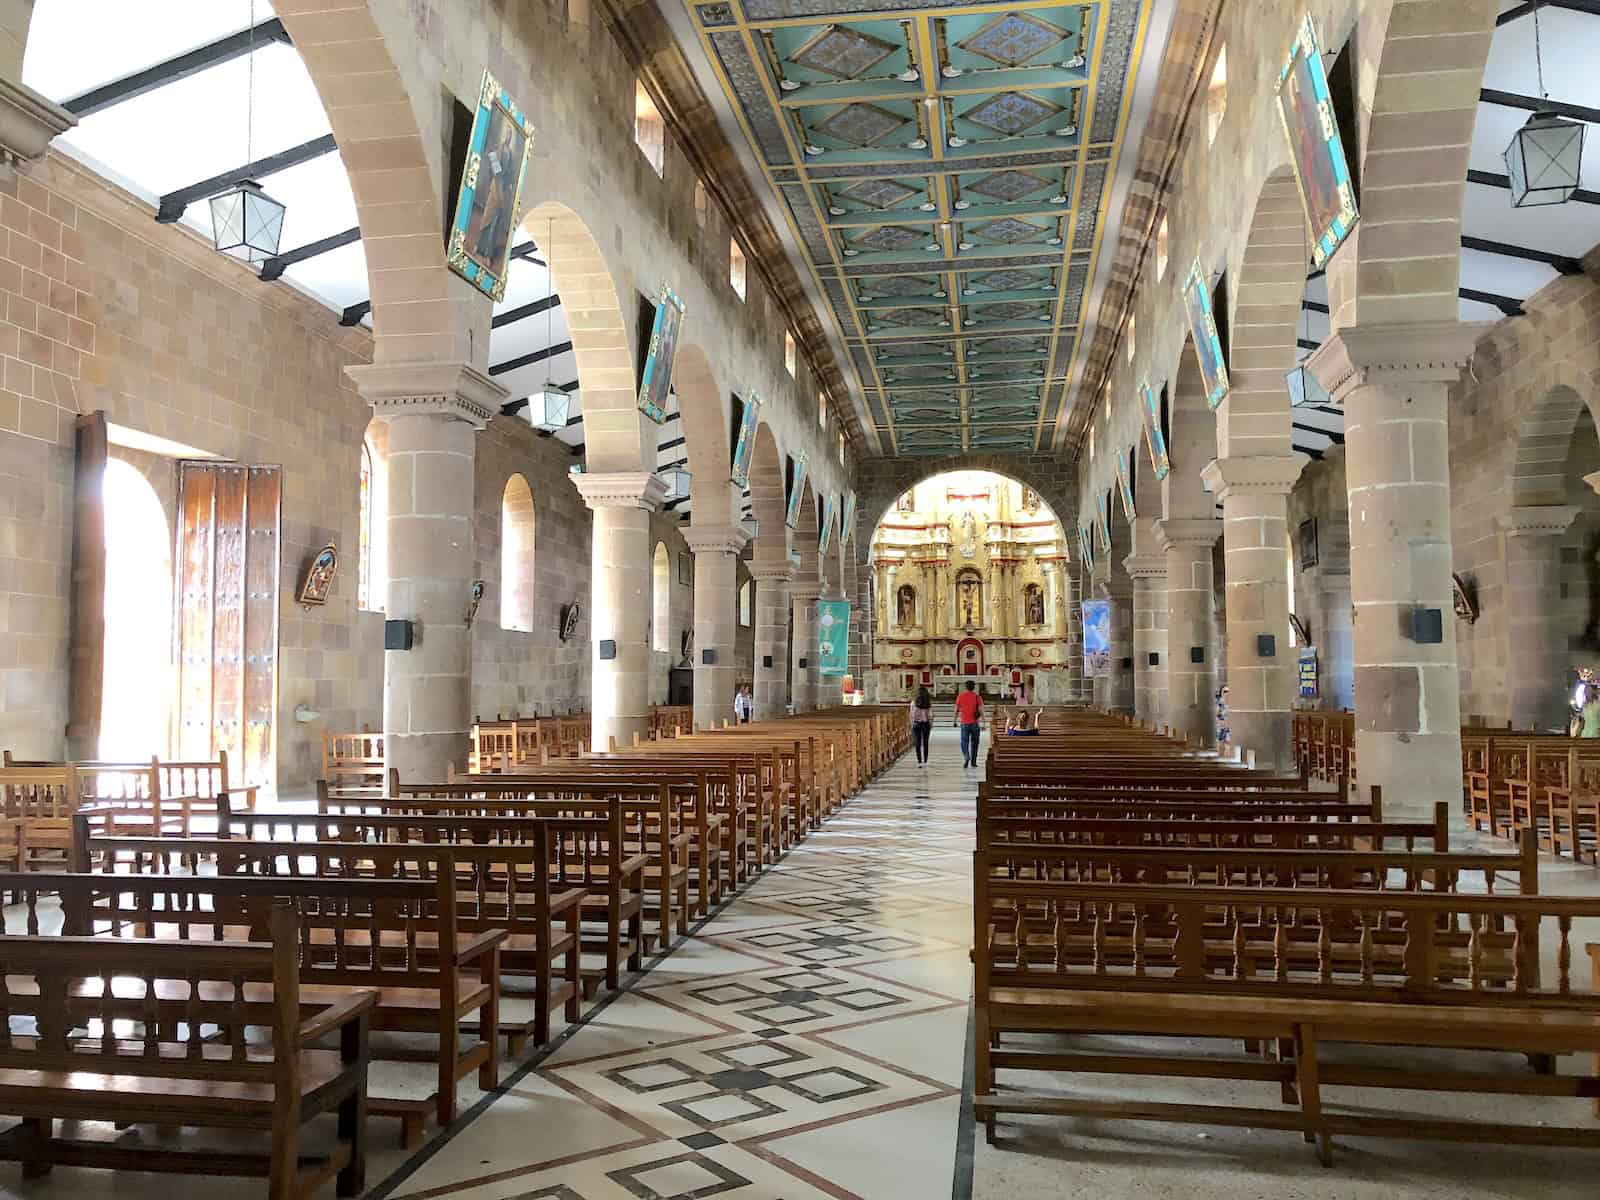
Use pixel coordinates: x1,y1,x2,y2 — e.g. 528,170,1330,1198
1139,379,1170,480
1298,517,1319,570
1094,489,1111,552
1277,15,1360,269
1114,449,1135,522
1082,599,1111,678
897,490,915,514
298,543,338,609
1182,260,1230,410
819,494,837,558
447,70,535,303
638,285,686,424
1077,523,1095,572
817,599,849,677
785,451,810,529
729,392,762,488
841,491,857,545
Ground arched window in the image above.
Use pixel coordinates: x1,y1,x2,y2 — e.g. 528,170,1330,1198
653,543,672,652
739,579,753,627
357,431,387,612
500,475,536,632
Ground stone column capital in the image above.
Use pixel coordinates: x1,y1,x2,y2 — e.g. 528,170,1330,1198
1306,320,1494,402
346,360,507,428
748,561,797,585
1584,471,1600,498
1122,554,1168,581
790,583,824,603
1496,504,1581,538
0,80,75,174
682,523,752,557
571,471,669,512
1200,454,1308,502
1154,517,1222,552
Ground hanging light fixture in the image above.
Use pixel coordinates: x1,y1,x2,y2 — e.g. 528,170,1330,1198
1285,296,1330,409
660,464,693,504
521,218,571,432
1503,3,1585,208
210,0,285,262
741,515,760,540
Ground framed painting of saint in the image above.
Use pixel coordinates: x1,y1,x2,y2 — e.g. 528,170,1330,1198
1182,260,1230,410
1140,379,1170,480
785,451,810,530
1094,489,1111,552
1114,448,1135,522
819,494,836,558
841,491,856,545
447,70,535,303
298,543,338,608
730,392,762,487
1277,15,1360,269
638,285,686,424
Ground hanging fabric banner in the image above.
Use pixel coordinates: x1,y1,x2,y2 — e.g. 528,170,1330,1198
817,599,850,677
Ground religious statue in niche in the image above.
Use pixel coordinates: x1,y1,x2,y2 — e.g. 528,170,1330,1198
1024,583,1045,628
896,583,917,628
897,491,915,514
957,571,982,628
959,512,978,560
1022,487,1041,514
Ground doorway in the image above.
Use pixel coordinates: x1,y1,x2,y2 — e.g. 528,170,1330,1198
98,460,172,760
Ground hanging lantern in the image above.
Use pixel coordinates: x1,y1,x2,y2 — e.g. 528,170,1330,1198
1503,111,1585,208
741,515,760,541
660,465,693,504
522,387,570,433
1285,362,1331,409
209,180,285,263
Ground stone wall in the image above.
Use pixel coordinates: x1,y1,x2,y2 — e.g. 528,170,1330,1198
1286,449,1354,711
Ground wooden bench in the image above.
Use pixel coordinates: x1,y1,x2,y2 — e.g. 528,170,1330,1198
69,835,505,1147
320,732,385,804
0,765,79,874
0,899,374,1198
973,872,1600,1164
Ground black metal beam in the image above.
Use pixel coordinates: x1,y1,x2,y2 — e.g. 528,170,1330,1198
1499,1,1600,25
1468,167,1600,205
658,456,689,471
1460,287,1526,317
63,18,292,117
1302,300,1330,314
657,436,687,453
1297,337,1321,352
1461,234,1585,274
491,294,561,329
339,300,371,328
259,226,360,282
1294,421,1345,445
506,241,546,267
1479,86,1600,128
489,340,573,377
156,133,338,223
1292,442,1326,461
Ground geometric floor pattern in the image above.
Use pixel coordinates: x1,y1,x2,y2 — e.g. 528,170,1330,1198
385,725,977,1200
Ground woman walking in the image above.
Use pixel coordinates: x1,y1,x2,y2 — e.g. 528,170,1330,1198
910,685,934,765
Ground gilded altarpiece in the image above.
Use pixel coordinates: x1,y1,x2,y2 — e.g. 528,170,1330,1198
868,471,1071,701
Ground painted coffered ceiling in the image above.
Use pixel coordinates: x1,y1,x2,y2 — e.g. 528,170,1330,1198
673,0,1167,456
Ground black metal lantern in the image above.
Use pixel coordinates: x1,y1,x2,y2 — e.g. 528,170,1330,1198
1286,362,1331,409
1503,110,1585,208
209,180,286,262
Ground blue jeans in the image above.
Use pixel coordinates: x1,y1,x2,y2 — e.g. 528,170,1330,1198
960,722,980,766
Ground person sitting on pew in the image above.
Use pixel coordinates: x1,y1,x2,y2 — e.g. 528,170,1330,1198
1005,709,1042,737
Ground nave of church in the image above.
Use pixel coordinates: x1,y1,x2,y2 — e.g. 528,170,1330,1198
1,0,1600,1194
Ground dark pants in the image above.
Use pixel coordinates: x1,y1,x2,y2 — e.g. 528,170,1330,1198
912,722,931,762
960,722,980,767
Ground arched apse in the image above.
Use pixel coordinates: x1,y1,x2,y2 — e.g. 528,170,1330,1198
100,459,172,760
791,479,821,590
673,343,737,526
523,200,654,475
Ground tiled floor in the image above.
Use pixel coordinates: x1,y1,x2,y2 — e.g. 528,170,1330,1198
377,726,977,1200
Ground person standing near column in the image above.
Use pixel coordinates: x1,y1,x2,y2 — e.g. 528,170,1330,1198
734,684,753,725
910,685,933,765
955,681,984,768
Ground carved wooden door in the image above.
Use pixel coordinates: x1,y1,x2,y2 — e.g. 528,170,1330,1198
175,462,281,788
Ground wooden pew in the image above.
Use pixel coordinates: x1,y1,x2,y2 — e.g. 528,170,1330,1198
0,899,374,1198
0,765,79,873
70,834,505,1146
321,731,385,804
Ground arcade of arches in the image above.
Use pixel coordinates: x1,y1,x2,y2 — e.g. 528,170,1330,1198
1,0,1600,1196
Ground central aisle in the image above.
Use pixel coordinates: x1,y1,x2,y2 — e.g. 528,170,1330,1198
386,725,977,1200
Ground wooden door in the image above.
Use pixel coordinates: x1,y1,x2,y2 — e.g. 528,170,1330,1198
65,413,107,759
175,462,281,787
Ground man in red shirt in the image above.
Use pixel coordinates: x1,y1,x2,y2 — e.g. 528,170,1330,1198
954,681,984,768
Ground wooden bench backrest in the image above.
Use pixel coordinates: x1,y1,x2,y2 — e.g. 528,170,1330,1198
0,765,80,819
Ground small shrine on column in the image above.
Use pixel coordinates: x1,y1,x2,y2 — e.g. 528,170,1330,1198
868,471,1071,701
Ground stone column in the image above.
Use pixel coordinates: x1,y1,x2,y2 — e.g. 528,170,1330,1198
1157,518,1222,746
1066,562,1085,701
751,562,795,719
1498,505,1580,732
1313,513,1354,711
1201,455,1306,769
684,523,751,732
348,362,504,782
1125,551,1169,728
572,471,668,753
790,583,822,713
0,0,73,178
1309,321,1488,819
1107,579,1134,714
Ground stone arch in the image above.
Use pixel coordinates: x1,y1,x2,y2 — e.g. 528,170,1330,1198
1161,339,1217,522
1327,0,1499,329
651,541,672,654
747,422,789,565
1216,165,1304,460
523,200,653,474
274,3,474,365
1511,385,1592,507
674,343,737,525
792,478,820,589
